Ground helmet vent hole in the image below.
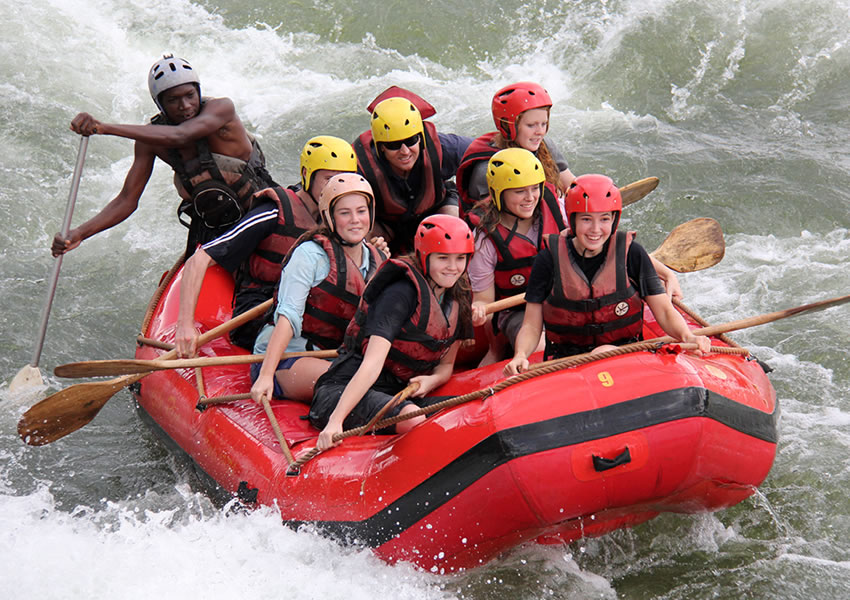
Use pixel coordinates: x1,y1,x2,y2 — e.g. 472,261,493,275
444,233,451,240
330,151,338,158
168,63,176,72
513,168,521,175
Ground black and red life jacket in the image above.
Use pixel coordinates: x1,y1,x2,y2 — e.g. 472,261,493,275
239,186,317,295
300,234,386,350
542,230,644,353
343,258,461,381
352,121,444,225
456,132,499,225
488,183,566,300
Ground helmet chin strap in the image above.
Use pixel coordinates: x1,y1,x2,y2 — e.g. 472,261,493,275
334,231,358,247
500,204,524,232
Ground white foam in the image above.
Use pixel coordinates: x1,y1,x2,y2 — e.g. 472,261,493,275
0,485,453,600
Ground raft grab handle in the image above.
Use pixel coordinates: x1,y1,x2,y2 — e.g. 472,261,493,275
592,447,632,472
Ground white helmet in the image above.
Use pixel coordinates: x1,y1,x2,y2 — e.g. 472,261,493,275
148,54,201,113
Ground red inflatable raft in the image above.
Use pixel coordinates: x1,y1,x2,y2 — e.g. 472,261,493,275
133,263,777,572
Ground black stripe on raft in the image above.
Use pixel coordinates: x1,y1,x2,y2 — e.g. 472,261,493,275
290,386,778,547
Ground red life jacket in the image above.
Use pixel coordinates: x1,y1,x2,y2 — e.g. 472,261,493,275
240,186,317,294
542,230,644,352
456,132,499,225
488,183,567,300
301,234,386,350
343,258,461,381
352,122,444,224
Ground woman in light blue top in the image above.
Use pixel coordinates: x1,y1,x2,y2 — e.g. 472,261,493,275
250,174,385,404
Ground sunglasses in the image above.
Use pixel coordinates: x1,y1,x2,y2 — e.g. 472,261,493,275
381,134,420,151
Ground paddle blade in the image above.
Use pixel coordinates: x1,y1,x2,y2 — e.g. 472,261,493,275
620,177,659,207
17,377,135,446
651,217,725,273
10,364,44,392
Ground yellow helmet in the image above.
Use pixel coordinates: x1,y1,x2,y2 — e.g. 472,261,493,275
318,173,375,234
370,97,424,143
486,148,545,211
300,135,357,191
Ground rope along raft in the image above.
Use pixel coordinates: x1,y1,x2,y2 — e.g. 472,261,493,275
284,342,747,473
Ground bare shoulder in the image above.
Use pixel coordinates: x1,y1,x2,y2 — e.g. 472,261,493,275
203,96,240,124
205,96,248,138
204,96,237,113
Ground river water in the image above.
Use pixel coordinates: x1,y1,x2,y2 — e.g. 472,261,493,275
2,0,850,597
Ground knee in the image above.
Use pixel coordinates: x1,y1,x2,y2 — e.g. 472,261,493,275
395,405,425,434
591,344,617,354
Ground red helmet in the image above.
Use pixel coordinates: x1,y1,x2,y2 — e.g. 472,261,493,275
491,81,552,141
414,214,475,275
565,174,622,233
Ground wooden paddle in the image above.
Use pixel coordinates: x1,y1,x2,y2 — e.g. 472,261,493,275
17,298,274,446
54,349,339,378
620,176,659,208
260,397,296,464
530,292,850,373
11,136,89,392
649,217,724,273
53,289,561,380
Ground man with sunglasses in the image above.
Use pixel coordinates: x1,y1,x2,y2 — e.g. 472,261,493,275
52,55,277,259
353,87,472,254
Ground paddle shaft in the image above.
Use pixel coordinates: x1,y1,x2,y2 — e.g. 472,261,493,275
28,135,89,368
55,348,338,378
58,297,519,378
151,299,274,363
87,298,276,387
532,293,850,372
